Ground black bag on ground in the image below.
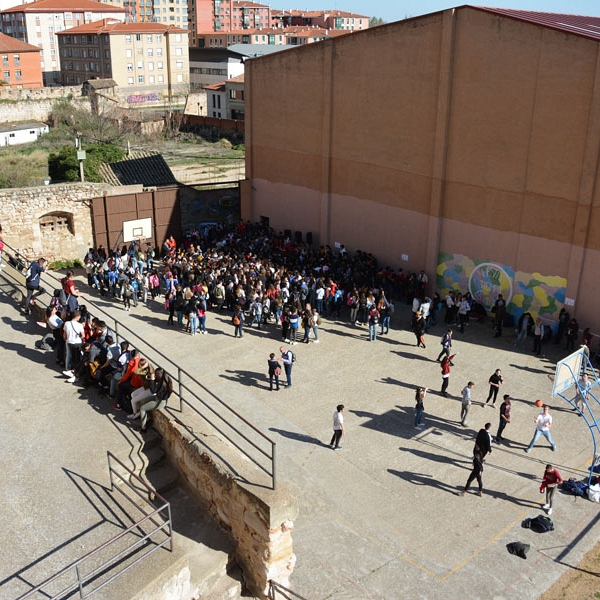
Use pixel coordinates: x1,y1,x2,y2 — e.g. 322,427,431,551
523,515,554,533
506,542,530,559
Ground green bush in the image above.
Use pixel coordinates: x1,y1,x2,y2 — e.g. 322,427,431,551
48,143,126,182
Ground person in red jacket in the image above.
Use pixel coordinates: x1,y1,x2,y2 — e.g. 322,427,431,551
440,353,458,397
540,464,563,516
115,352,145,410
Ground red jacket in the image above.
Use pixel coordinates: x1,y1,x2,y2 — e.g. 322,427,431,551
441,354,456,376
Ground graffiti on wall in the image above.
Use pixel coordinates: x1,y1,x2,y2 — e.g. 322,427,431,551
436,252,567,323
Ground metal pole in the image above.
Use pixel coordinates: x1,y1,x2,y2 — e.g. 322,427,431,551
178,367,183,412
272,442,276,490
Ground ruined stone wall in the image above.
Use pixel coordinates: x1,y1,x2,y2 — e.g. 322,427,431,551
154,411,298,599
0,183,110,262
0,86,90,124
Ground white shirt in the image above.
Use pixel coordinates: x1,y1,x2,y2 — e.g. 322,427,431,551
461,386,472,405
64,319,84,345
333,410,344,430
536,412,552,431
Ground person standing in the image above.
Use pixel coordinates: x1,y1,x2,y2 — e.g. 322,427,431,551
533,318,544,356
573,373,589,414
437,328,453,362
495,394,512,444
62,310,84,381
267,353,281,391
232,304,244,338
461,381,475,426
368,304,380,341
23,257,47,314
414,387,427,429
62,269,83,313
440,353,457,397
280,345,294,388
493,294,507,337
540,464,563,516
514,312,532,350
329,404,345,449
525,404,557,453
486,369,504,406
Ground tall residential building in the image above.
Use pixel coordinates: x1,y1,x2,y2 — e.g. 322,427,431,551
189,0,269,46
57,19,189,103
0,0,126,85
0,31,43,87
152,0,188,29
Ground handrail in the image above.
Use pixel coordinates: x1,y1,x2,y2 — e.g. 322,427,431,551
0,239,277,489
16,451,172,600
268,580,311,600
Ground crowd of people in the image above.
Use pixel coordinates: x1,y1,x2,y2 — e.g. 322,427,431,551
17,220,598,509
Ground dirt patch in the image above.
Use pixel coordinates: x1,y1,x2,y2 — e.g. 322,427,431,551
539,540,600,600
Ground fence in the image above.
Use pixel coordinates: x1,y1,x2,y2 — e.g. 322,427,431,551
1,241,277,490
16,452,172,600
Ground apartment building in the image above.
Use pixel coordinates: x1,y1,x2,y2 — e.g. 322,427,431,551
189,0,268,46
56,19,189,103
195,25,348,48
272,9,369,31
0,31,43,87
152,0,188,28
0,0,126,85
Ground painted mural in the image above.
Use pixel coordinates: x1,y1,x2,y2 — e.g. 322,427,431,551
436,252,567,323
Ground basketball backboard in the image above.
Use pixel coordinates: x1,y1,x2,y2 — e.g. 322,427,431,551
123,218,152,243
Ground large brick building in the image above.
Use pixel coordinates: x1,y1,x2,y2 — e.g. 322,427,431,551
243,6,600,332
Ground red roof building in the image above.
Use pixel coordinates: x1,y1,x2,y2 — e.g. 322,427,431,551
0,31,43,88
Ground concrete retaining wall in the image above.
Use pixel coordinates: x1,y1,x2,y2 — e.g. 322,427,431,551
153,411,298,599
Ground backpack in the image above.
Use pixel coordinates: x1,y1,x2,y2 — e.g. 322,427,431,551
157,373,173,402
529,515,554,533
291,351,297,363
232,314,241,326
562,478,587,497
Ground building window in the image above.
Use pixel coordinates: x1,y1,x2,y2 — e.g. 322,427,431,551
176,60,183,69
136,33,141,41
126,49,132,58
157,74,163,82
2,70,9,81
157,61,163,70
149,75,155,83
15,69,21,80
128,76,134,85
1,55,7,66
13,54,20,65
138,75,143,83
137,60,143,69
148,62,153,70
147,34,153,42
125,35,131,44
156,47,162,56
175,46,182,55
147,48,153,56
127,63,133,71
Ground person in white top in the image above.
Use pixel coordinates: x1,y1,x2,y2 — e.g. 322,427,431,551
526,405,556,453
62,310,85,378
329,404,345,450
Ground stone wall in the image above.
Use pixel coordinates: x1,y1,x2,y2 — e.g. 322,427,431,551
0,86,89,124
153,410,298,599
0,183,110,262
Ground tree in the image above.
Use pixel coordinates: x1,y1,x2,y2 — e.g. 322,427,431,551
369,16,386,27
48,143,125,183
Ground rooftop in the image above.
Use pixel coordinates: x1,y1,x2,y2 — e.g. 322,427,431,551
56,18,187,35
0,32,42,53
1,0,127,14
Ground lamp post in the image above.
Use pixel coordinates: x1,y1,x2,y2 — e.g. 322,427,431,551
75,132,86,183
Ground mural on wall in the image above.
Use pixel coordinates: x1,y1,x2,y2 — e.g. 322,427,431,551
436,252,567,323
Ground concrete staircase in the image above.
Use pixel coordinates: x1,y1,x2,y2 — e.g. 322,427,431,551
117,429,245,600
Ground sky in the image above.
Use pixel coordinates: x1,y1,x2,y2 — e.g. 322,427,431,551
280,1,600,23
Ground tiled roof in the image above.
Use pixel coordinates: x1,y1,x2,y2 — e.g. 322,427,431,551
203,82,226,91
2,0,126,13
475,6,600,42
233,0,269,8
56,18,187,35
101,152,177,187
0,32,42,53
228,73,244,83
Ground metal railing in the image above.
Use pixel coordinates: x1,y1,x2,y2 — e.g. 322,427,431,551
0,241,277,489
16,452,172,600
268,580,310,600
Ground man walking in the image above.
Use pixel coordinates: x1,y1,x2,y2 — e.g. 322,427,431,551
23,257,47,314
495,394,511,444
437,328,453,362
280,345,294,388
474,423,493,461
540,464,563,516
525,404,556,453
461,381,475,426
329,404,345,449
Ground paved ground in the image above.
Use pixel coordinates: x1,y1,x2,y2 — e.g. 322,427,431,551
2,264,600,600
